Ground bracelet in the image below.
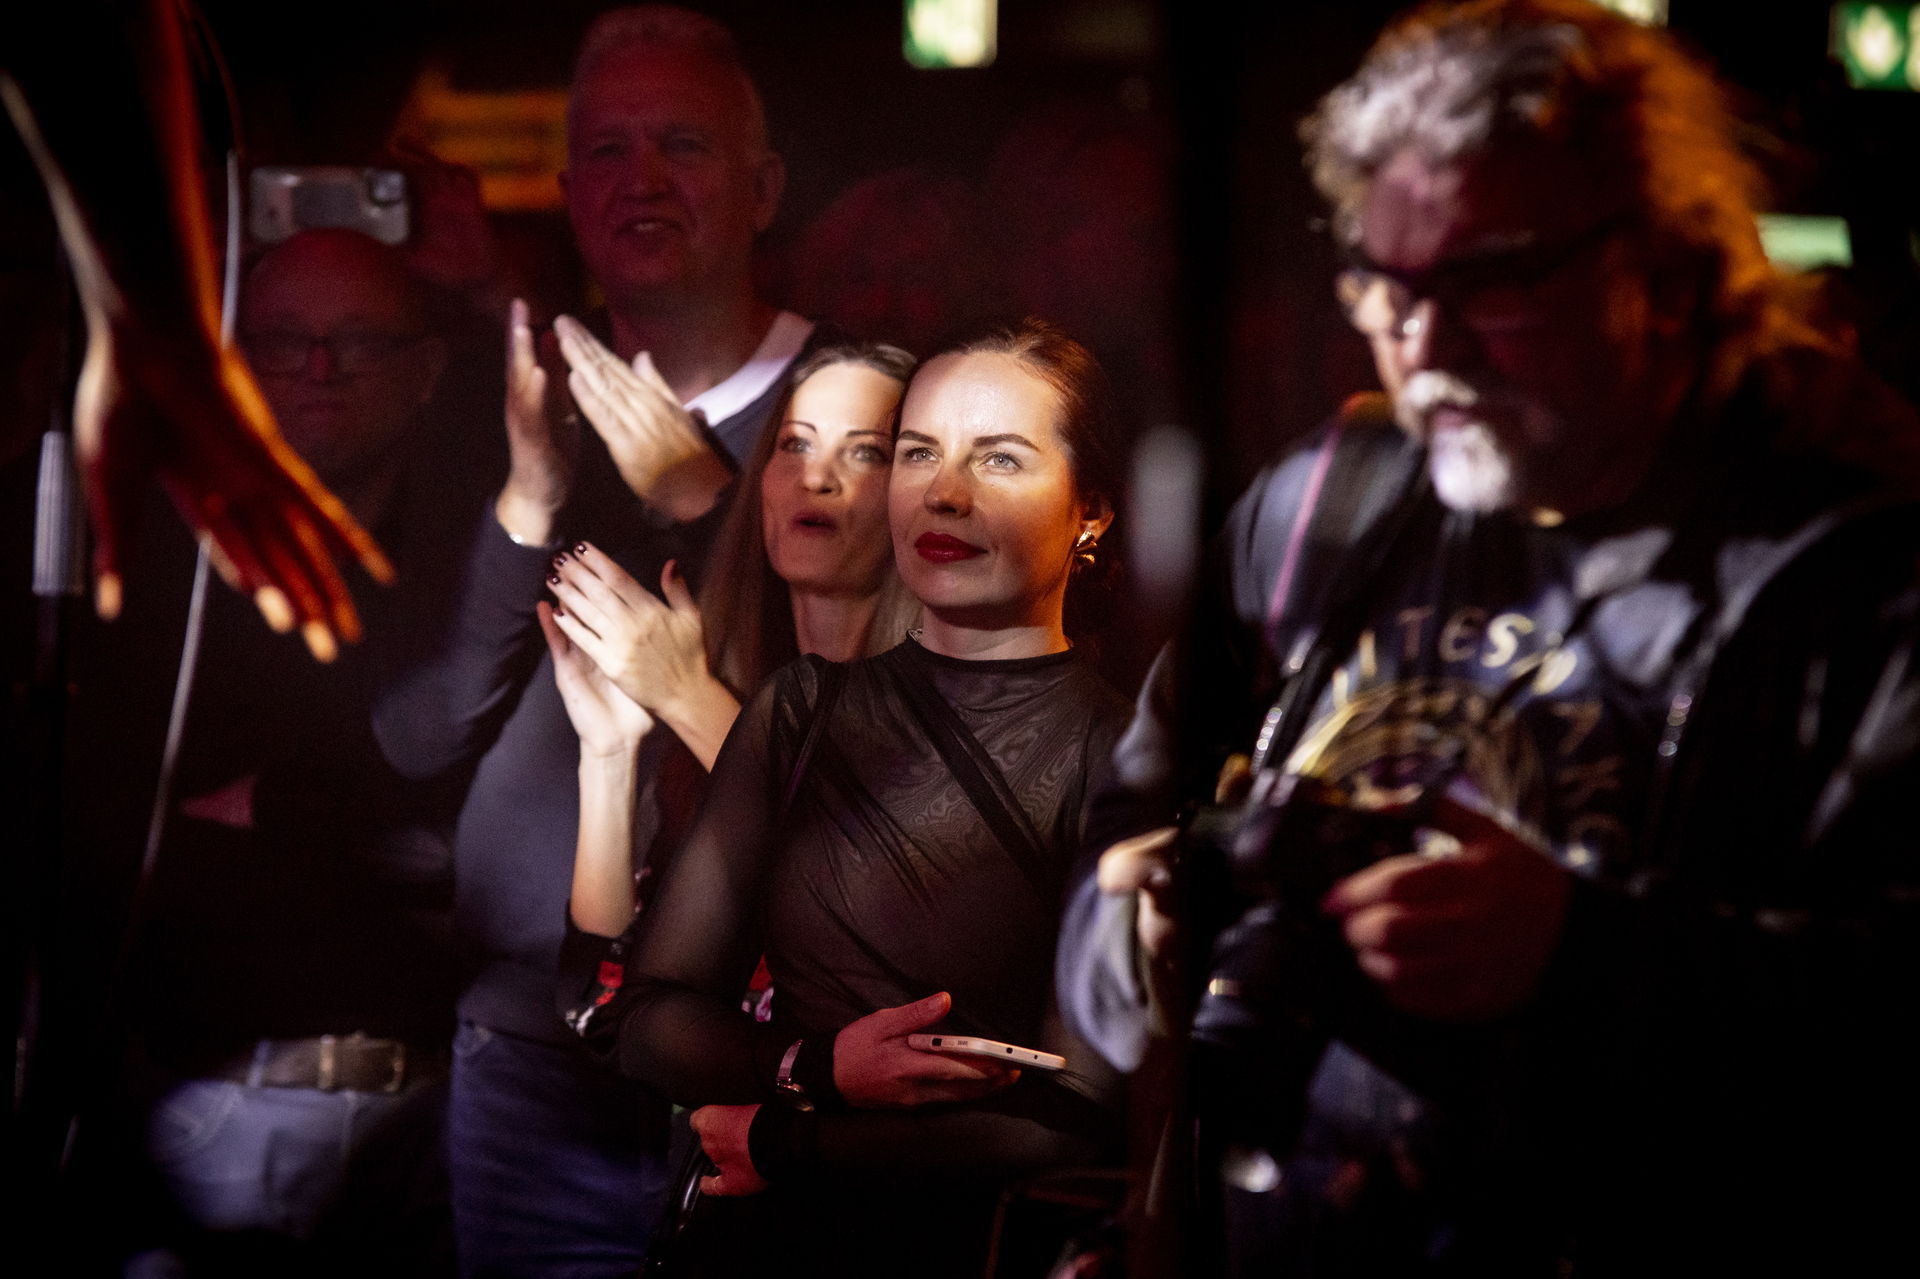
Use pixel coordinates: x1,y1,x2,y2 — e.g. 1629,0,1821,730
501,521,559,550
774,1038,814,1111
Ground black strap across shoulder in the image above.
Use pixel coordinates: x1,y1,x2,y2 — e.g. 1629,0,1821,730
884,647,1057,911
778,658,846,824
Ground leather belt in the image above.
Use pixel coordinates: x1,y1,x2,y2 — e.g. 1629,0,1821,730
210,1033,439,1094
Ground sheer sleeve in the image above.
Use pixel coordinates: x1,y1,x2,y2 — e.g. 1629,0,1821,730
571,662,819,1103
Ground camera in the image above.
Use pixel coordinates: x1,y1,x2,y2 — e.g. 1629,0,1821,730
1185,773,1420,1155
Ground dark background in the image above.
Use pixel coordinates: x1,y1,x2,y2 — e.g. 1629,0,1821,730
191,0,1920,476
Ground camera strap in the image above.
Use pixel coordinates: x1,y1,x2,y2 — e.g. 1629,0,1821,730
1251,434,1431,775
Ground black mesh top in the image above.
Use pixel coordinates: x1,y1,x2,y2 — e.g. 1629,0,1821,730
566,637,1131,1179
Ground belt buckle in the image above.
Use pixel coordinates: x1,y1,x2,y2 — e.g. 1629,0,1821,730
317,1033,339,1091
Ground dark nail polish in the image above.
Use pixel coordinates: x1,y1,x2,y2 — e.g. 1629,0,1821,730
551,552,568,567
553,605,565,618
547,573,561,586
573,542,589,555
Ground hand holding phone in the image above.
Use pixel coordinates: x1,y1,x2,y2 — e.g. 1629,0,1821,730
834,993,1027,1108
906,1034,1066,1072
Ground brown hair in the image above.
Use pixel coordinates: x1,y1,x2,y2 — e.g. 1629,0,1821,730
697,342,921,695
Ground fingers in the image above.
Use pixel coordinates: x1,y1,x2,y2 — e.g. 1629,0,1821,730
287,507,362,644
631,349,677,400
1338,899,1481,955
867,991,952,1037
178,492,331,653
568,541,654,608
567,366,623,446
1321,851,1467,916
659,559,699,614
547,594,610,659
536,599,571,663
301,472,393,585
507,299,552,424
689,1106,764,1197
556,316,683,426
1096,826,1179,896
547,557,621,641
508,298,535,378
553,315,628,399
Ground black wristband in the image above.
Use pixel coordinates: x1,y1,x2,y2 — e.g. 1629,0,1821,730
747,1100,818,1183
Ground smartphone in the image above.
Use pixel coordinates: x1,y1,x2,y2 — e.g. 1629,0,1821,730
249,166,409,246
906,1034,1066,1072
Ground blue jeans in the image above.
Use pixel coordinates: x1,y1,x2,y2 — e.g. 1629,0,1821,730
131,1070,449,1273
447,1022,669,1278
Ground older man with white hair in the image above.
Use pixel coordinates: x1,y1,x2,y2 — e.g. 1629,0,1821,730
1064,1,1920,1272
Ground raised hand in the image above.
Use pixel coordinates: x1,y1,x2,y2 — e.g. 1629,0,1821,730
832,992,1021,1109
551,315,732,522
543,545,740,769
537,600,655,758
391,147,501,300
495,298,578,547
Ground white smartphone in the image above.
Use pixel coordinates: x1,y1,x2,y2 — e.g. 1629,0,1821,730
906,1034,1066,1072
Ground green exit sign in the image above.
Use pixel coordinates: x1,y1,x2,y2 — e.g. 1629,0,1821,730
905,0,997,69
1591,0,1669,24
1833,3,1920,90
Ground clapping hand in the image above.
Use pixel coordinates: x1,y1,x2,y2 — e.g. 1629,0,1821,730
537,599,654,758
495,298,577,547
551,315,732,522
543,544,739,768
543,545,708,710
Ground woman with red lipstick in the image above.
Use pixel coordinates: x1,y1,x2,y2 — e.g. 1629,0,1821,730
565,319,1130,1276
538,339,920,937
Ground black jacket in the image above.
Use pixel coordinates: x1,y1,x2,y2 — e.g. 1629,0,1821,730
1060,350,1920,1273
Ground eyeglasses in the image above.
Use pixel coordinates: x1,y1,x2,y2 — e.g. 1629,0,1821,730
241,329,423,375
1335,212,1632,341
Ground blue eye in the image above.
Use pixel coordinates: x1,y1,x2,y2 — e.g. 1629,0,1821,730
851,443,892,464
981,451,1019,471
901,445,936,463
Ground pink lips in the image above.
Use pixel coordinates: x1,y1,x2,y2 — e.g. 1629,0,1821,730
791,511,838,535
915,532,983,563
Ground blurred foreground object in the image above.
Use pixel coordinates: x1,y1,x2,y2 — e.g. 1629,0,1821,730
2,0,389,661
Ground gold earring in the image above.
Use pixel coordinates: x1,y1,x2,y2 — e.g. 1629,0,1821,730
1073,529,1099,568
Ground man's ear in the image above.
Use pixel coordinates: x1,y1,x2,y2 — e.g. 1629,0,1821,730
752,151,785,234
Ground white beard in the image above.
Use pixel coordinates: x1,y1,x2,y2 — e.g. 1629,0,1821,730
1397,370,1521,513
1428,418,1518,513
